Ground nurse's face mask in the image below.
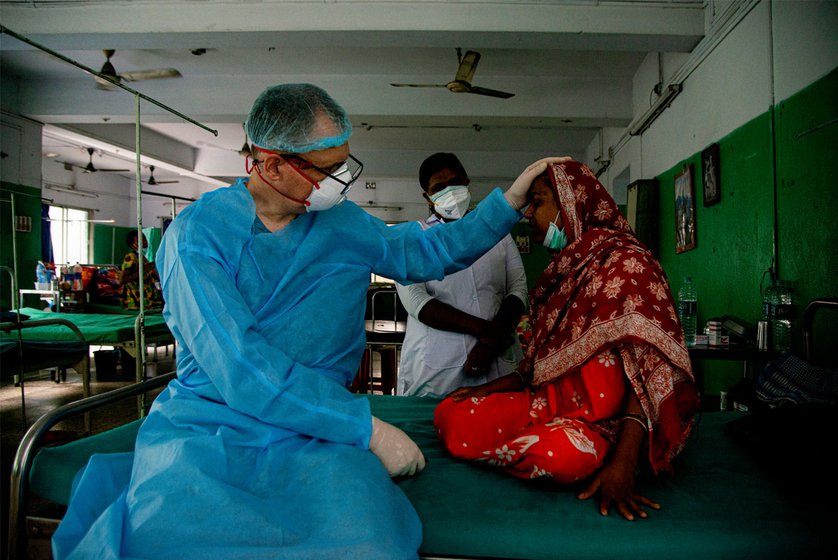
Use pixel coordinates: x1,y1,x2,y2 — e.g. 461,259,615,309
430,185,471,220
249,147,363,212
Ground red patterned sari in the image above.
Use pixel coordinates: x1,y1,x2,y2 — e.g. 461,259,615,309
436,162,699,477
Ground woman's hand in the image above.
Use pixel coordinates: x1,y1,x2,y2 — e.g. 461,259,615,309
463,342,495,377
447,372,524,402
447,383,495,402
577,459,660,521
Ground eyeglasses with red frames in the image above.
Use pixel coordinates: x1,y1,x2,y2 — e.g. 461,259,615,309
281,153,364,195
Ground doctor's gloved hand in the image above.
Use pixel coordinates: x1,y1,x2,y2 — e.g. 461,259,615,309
370,416,426,478
504,156,572,211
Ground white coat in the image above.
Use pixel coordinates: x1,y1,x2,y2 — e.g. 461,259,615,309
396,215,527,398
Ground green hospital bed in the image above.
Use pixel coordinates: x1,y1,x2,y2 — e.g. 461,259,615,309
9,382,830,560
1,308,174,377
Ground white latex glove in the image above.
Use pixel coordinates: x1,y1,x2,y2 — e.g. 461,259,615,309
369,416,426,477
504,156,573,210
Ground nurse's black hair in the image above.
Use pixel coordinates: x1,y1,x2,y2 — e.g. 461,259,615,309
419,152,468,192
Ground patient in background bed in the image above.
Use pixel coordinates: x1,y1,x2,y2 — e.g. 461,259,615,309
435,160,700,521
119,230,163,310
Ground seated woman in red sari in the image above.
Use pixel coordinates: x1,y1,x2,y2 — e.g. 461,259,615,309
435,160,700,521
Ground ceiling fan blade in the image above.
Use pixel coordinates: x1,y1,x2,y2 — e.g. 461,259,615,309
120,68,182,82
467,86,515,99
390,83,447,88
97,168,131,172
455,51,481,83
147,166,180,185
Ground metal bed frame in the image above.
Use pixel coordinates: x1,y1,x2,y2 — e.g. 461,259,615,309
7,372,176,560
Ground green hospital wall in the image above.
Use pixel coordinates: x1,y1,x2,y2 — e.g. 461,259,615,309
511,221,551,291
92,225,162,266
656,68,838,395
0,182,43,310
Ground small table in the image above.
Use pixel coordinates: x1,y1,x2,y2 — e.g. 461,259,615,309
688,343,776,365
688,343,777,411
18,289,62,312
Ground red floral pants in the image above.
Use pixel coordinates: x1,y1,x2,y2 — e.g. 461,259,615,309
434,352,626,483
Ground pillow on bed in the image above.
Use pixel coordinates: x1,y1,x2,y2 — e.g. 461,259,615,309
1,311,30,322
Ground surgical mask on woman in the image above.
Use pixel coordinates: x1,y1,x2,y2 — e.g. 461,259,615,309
543,210,568,251
430,185,471,220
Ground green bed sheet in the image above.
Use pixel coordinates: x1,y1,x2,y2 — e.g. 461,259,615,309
3,308,171,344
29,395,829,559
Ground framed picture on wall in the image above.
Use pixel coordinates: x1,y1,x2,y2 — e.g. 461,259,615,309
674,165,696,254
702,143,721,207
514,232,531,254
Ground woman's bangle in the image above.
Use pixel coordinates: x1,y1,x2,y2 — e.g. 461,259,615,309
620,413,649,433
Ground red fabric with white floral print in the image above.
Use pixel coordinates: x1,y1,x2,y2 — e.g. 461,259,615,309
435,351,624,483
518,161,699,472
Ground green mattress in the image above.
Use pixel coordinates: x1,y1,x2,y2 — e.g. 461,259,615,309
3,308,171,344
29,395,829,559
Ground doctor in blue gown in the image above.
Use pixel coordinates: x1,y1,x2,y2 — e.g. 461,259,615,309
53,83,567,560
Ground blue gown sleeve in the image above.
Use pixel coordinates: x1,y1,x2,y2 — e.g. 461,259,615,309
373,188,522,284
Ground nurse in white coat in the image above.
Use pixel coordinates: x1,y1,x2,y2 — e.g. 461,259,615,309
396,153,528,398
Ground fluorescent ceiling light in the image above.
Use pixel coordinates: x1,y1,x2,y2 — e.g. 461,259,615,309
628,84,683,136
44,183,99,198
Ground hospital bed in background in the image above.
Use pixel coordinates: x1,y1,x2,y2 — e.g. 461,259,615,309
1,315,92,431
8,385,830,559
2,307,175,381
354,286,407,395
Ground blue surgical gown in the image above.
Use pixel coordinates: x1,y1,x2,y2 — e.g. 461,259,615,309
52,180,521,560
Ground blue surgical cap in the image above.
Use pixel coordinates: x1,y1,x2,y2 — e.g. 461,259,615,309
245,83,353,154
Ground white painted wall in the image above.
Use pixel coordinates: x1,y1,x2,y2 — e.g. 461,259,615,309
41,158,210,229
595,0,838,191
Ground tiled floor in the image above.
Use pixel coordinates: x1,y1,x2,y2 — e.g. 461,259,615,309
1,348,175,560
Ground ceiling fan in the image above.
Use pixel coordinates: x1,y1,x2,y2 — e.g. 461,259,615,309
59,147,130,173
145,165,179,186
390,49,515,99
95,49,182,90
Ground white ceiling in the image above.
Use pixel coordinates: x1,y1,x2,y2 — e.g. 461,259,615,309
0,0,706,191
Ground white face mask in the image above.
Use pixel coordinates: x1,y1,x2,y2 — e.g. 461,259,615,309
542,210,568,250
305,165,352,212
430,185,471,220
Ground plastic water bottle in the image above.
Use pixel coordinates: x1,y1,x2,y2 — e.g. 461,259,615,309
761,280,777,324
72,263,83,291
772,280,793,353
678,276,698,347
35,261,48,286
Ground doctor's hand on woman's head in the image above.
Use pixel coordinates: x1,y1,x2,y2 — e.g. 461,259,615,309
504,156,572,211
369,417,426,477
